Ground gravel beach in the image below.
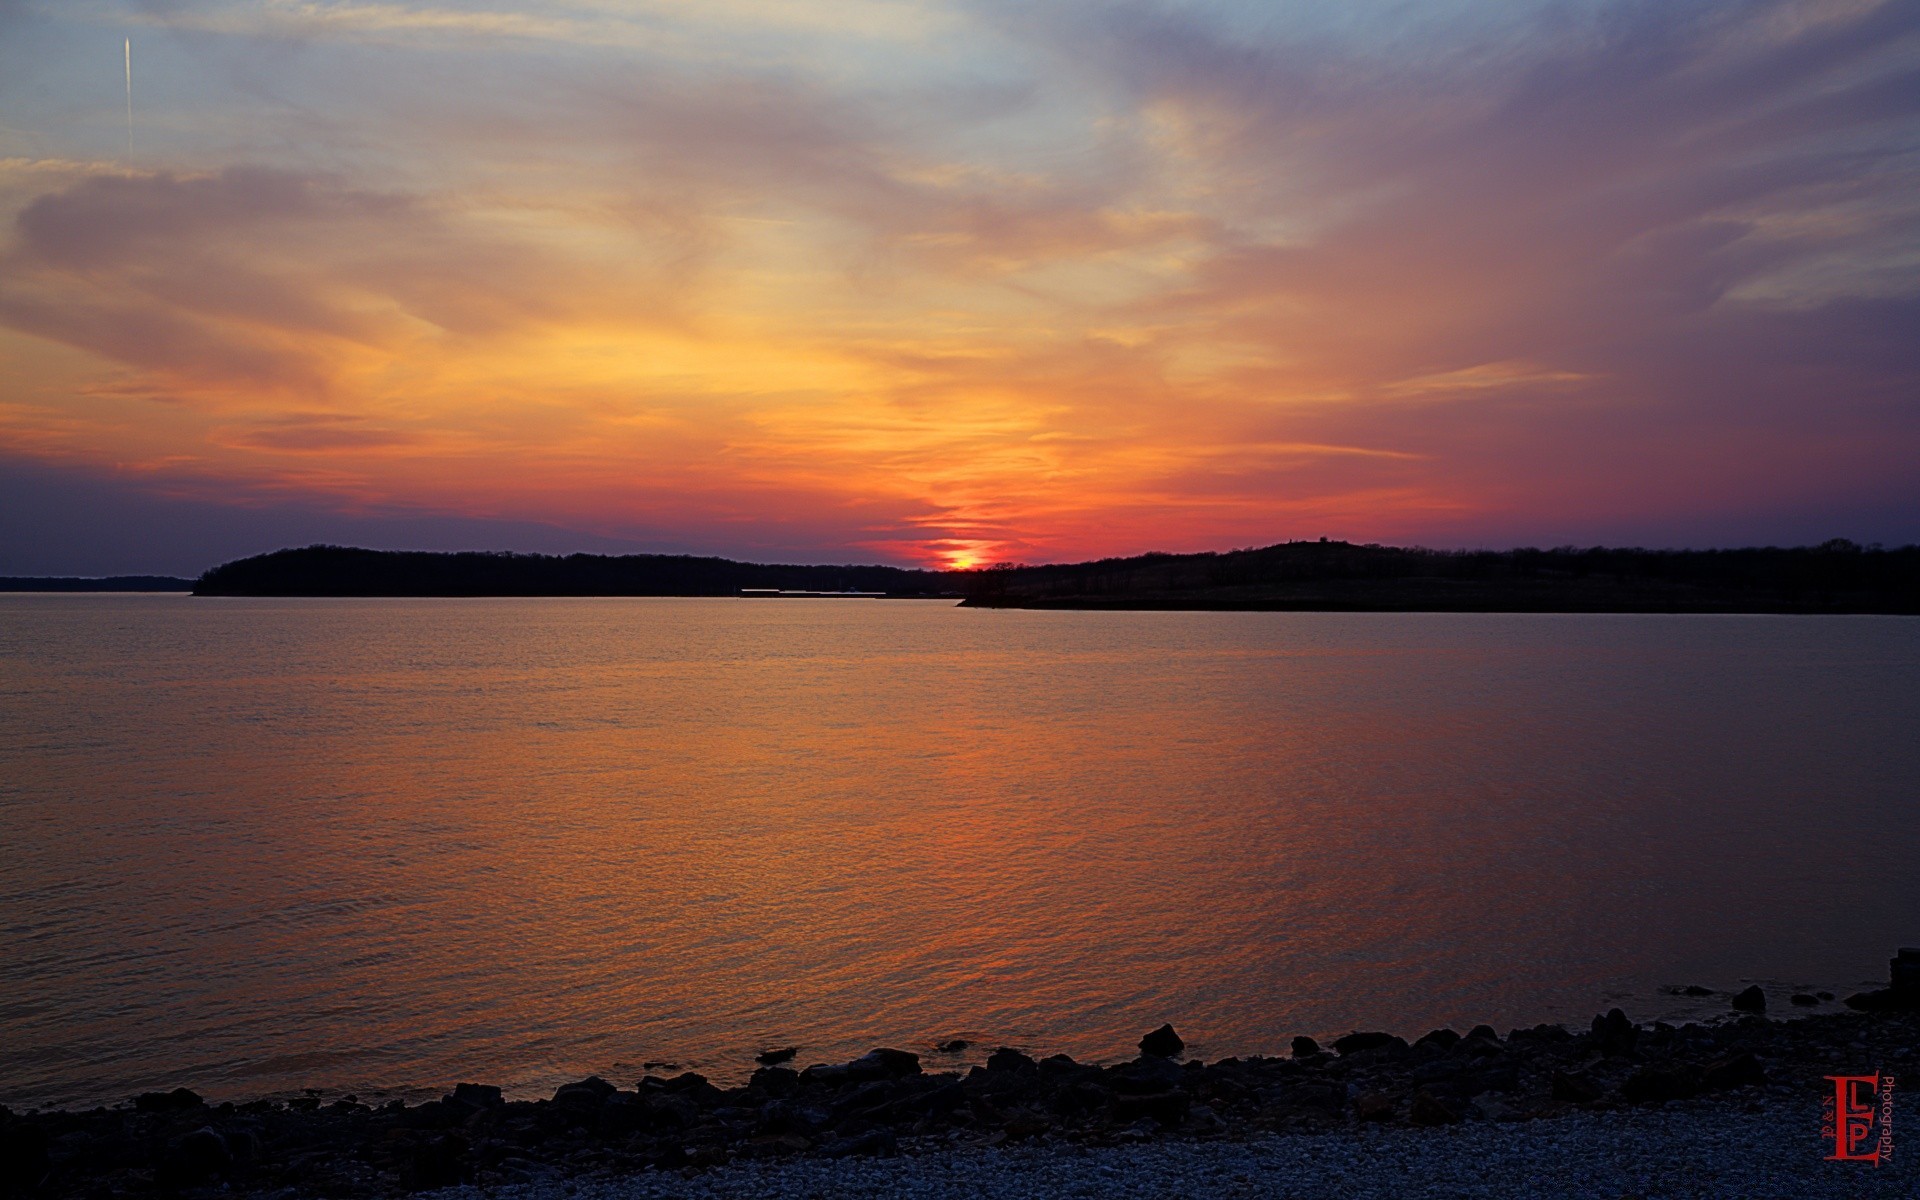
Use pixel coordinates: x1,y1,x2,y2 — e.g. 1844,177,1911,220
431,1097,1907,1200
8,988,1913,1199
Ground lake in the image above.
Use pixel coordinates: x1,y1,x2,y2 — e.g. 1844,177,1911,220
2,595,1917,1110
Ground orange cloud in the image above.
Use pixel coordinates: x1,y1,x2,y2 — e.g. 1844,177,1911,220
1,0,1917,570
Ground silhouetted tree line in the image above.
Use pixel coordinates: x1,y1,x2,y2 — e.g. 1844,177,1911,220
194,539,1920,611
0,576,194,592
957,538,1920,612
194,546,953,597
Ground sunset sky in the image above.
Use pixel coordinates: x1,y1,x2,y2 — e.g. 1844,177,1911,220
1,0,1916,574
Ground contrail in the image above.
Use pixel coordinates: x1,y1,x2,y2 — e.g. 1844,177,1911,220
125,38,133,161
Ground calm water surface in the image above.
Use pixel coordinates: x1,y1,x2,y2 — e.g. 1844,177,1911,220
2,596,1917,1109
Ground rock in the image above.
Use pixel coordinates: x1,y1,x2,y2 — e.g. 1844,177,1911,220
1551,1069,1602,1103
1590,1009,1637,1056
1817,991,1835,1001
846,1048,921,1080
1414,1028,1461,1051
1112,1091,1190,1126
134,1087,203,1113
1790,993,1819,1007
1622,1065,1699,1104
1139,1024,1185,1058
446,1082,503,1111
756,1099,826,1135
820,1128,896,1158
1681,985,1715,997
1465,1024,1499,1042
907,1082,965,1118
158,1126,231,1186
1731,985,1766,1013
1290,1036,1321,1057
1410,1090,1463,1126
225,1127,260,1163
828,1081,894,1120
1331,1031,1400,1056
553,1076,617,1111
1269,1080,1346,1113
1457,1062,1520,1096
0,1121,51,1195
599,1093,650,1134
756,1047,798,1066
1893,947,1920,996
936,1039,970,1054
1702,1052,1767,1090
750,1066,799,1097
986,1047,1037,1074
1110,1056,1185,1094
651,1143,688,1170
1353,1092,1396,1122
402,1131,471,1191
1001,1111,1053,1141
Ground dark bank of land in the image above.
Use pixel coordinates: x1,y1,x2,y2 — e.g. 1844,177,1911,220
191,539,1920,613
192,547,955,598
3,958,1915,1199
0,577,194,592
959,538,1920,613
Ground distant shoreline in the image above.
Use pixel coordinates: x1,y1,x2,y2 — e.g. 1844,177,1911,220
0,576,193,593
165,540,1920,613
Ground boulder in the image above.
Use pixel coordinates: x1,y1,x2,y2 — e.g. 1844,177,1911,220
1790,993,1819,1007
1353,1092,1396,1122
1139,1024,1185,1058
1730,985,1766,1013
1110,1056,1185,1094
446,1082,502,1111
1893,947,1920,997
1550,1069,1602,1103
936,1039,971,1054
552,1077,616,1112
1410,1090,1463,1126
846,1048,921,1080
986,1047,1037,1074
820,1128,896,1158
1622,1065,1700,1104
1590,1009,1637,1056
756,1047,798,1066
134,1087,203,1113
0,1121,51,1195
1414,1028,1461,1051
159,1126,230,1186
402,1133,470,1191
1331,1031,1404,1056
1112,1090,1190,1126
749,1066,798,1097
1702,1052,1766,1091
1290,1036,1322,1057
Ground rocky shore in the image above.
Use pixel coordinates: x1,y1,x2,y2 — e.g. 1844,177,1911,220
4,958,1915,1200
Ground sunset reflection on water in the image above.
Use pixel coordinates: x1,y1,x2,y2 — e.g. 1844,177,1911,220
2,597,1917,1109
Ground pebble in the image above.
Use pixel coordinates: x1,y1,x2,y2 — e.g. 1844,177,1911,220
430,1098,1909,1200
